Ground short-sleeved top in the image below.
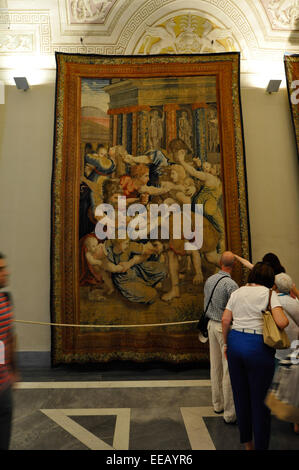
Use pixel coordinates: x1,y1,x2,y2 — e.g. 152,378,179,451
226,285,281,334
204,270,239,322
0,292,13,391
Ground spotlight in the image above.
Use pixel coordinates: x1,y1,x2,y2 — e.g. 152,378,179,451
266,79,281,94
13,77,29,91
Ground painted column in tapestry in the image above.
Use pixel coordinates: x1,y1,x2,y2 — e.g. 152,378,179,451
126,113,133,155
122,113,127,151
112,114,118,146
117,114,123,145
137,109,149,155
164,104,179,148
194,106,207,162
132,110,138,156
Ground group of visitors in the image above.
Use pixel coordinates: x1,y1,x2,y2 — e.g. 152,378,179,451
0,250,298,450
204,251,299,450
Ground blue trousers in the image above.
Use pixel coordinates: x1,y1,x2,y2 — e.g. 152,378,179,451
227,330,275,450
0,386,13,450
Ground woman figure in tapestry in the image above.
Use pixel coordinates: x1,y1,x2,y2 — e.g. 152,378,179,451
176,149,225,254
79,143,115,239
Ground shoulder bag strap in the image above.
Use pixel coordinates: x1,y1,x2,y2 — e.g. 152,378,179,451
203,275,229,319
267,289,273,312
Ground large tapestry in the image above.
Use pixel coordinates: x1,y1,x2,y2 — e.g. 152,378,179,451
51,53,250,365
285,54,299,158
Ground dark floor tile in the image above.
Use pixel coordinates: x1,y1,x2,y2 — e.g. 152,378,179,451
71,415,117,447
204,416,299,451
269,418,299,450
130,408,191,450
204,417,242,450
10,410,89,450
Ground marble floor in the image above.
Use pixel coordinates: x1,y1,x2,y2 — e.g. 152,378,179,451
10,357,299,451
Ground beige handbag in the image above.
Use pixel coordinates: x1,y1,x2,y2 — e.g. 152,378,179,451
262,290,290,349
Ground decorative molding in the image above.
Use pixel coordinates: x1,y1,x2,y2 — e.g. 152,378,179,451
50,44,124,54
123,0,258,56
260,0,299,31
0,1,298,62
136,14,237,55
0,32,33,52
0,10,51,54
68,0,116,24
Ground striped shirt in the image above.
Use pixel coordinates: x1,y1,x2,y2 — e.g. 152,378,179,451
0,292,13,391
204,270,238,322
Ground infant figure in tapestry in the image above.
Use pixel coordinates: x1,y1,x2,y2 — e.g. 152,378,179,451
137,163,196,208
83,236,123,299
166,164,196,204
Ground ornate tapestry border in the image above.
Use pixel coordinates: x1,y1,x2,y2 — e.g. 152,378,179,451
51,52,251,364
284,53,299,159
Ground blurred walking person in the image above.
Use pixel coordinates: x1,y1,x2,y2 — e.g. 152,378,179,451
0,253,18,450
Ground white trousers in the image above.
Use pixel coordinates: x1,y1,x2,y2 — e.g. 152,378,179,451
208,319,236,422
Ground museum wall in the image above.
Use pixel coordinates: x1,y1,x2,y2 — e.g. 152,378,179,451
0,0,298,351
0,80,298,352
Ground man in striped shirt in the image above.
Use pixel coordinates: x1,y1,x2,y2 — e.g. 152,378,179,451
204,251,238,424
0,253,18,450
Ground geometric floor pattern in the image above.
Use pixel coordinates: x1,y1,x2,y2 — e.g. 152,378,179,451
11,380,299,450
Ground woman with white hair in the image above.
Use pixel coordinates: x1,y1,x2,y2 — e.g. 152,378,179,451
274,272,299,434
274,273,299,362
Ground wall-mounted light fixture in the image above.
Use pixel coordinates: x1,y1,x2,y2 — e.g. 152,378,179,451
13,77,29,91
266,79,281,94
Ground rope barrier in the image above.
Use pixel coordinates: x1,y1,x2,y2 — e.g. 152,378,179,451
14,319,198,328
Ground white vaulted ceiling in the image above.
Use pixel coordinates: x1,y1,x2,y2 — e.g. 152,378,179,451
0,0,298,85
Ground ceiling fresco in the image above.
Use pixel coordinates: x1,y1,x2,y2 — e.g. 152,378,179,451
0,0,297,74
